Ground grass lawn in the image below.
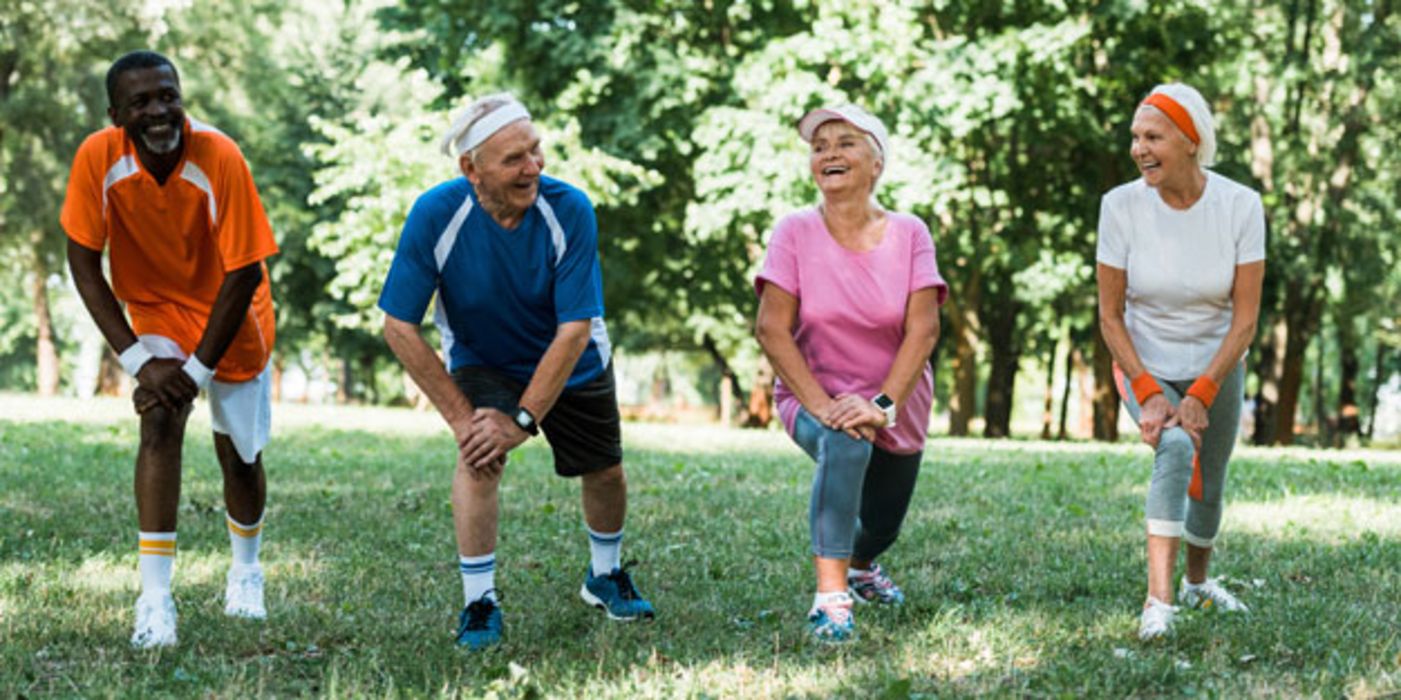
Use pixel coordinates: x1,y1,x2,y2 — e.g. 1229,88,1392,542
2,394,1399,698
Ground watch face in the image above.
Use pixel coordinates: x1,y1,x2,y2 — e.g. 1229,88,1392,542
873,394,895,410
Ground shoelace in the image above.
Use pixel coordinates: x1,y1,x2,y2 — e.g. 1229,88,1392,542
462,589,499,630
607,561,641,601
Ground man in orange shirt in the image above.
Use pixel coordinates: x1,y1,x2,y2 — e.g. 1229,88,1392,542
62,51,278,649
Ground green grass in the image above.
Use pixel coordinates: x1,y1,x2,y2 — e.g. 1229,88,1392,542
2,395,1399,698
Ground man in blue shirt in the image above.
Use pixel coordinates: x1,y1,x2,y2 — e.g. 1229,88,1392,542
380,94,654,650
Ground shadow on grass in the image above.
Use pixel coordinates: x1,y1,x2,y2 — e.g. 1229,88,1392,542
2,418,1398,696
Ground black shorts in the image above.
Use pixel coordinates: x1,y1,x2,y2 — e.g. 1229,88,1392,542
451,363,623,477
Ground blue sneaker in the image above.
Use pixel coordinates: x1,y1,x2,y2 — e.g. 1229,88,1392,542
580,563,655,621
807,592,855,644
455,591,502,650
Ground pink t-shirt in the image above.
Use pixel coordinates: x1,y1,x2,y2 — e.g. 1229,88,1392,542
755,208,949,454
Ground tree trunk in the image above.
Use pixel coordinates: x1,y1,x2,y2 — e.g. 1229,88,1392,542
944,285,981,436
1092,321,1119,441
702,333,748,418
1041,333,1058,440
1274,290,1323,445
1252,317,1285,445
982,299,1020,439
744,355,774,428
32,235,60,396
1334,321,1361,445
1057,337,1075,440
1363,342,1386,442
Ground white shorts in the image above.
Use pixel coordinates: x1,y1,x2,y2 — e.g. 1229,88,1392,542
138,335,272,464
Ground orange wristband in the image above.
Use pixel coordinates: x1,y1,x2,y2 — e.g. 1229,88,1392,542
1186,375,1219,408
1130,373,1163,404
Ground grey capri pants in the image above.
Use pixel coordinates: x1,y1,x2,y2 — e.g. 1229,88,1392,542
1119,363,1245,547
791,408,923,560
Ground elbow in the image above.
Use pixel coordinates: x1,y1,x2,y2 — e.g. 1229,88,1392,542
754,319,783,353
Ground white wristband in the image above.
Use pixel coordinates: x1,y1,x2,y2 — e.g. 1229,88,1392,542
118,342,155,378
181,355,215,389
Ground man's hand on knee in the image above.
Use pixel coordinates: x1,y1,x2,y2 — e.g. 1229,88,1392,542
463,408,528,470
137,358,198,409
132,386,161,415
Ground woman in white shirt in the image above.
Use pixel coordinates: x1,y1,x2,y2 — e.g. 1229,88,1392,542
1096,83,1266,641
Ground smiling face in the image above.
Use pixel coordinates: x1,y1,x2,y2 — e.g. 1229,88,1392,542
1130,105,1198,187
462,119,544,219
809,120,882,199
108,65,184,157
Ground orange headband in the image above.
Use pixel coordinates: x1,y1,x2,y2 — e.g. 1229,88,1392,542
1141,93,1200,145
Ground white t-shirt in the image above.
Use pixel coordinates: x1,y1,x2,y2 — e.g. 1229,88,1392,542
1097,170,1266,381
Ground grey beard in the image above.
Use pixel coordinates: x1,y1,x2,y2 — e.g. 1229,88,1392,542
141,130,181,155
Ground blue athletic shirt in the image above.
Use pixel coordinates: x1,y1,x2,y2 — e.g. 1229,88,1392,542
378,174,612,388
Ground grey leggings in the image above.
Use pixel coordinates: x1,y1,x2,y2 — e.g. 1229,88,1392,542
1120,363,1244,547
791,408,923,560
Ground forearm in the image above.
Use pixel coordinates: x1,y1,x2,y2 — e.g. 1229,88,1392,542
67,240,138,353
193,263,262,367
1099,313,1149,378
1200,320,1256,385
517,321,590,421
756,328,831,415
383,317,474,431
880,327,937,408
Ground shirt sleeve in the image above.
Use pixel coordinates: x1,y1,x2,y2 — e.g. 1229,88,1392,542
552,191,605,324
378,195,443,324
908,217,949,306
212,141,278,271
59,136,107,252
1095,193,1128,269
1236,192,1267,264
755,216,799,299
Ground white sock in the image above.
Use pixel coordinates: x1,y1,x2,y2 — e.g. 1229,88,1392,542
459,553,496,604
227,513,264,569
138,531,176,594
848,566,872,578
586,526,622,576
813,590,850,609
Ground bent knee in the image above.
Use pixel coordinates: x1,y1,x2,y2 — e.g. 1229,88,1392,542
139,405,190,444
1157,428,1195,462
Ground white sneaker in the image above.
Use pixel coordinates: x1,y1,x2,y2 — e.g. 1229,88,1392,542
131,591,178,649
1179,577,1249,613
1138,596,1177,641
224,564,266,619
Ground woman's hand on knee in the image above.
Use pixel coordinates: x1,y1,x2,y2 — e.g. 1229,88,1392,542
1177,396,1208,449
1139,394,1175,449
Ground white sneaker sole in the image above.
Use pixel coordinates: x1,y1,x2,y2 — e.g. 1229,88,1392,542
224,603,267,620
579,584,645,622
131,632,177,649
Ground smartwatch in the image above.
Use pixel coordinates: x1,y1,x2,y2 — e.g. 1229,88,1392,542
513,406,540,436
871,393,897,428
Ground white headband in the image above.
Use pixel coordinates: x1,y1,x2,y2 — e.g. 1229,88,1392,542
446,102,532,158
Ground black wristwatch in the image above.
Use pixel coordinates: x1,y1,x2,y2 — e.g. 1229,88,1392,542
513,406,540,436
871,393,897,428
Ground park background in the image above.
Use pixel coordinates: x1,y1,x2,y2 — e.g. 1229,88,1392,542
1,0,1398,444
1,1,1399,698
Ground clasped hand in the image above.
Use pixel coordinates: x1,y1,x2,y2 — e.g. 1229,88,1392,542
1138,394,1206,450
819,393,887,442
455,408,529,478
132,358,198,415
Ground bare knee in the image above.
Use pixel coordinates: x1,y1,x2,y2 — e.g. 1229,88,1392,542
139,404,190,448
582,464,625,491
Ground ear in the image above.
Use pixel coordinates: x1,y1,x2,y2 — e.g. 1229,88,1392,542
459,153,477,183
107,105,119,126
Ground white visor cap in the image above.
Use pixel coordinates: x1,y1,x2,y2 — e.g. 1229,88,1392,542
797,104,890,168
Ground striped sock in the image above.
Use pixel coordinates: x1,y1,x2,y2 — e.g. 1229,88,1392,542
138,531,176,593
227,513,264,569
459,553,496,604
586,526,623,576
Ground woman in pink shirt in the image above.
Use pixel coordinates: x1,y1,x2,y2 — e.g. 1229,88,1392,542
755,104,947,643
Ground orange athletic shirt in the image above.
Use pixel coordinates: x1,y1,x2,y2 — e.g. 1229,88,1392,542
60,117,278,382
